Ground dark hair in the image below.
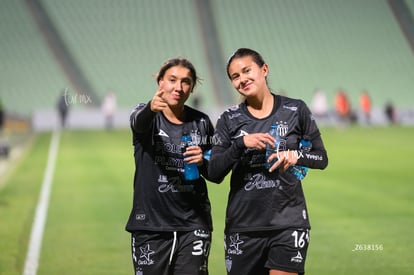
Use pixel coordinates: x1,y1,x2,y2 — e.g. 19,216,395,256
226,48,266,79
156,57,199,91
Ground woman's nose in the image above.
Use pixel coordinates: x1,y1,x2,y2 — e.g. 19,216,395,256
174,81,183,91
240,74,247,85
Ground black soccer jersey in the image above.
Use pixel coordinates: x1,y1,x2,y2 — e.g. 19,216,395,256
209,94,328,234
125,103,215,233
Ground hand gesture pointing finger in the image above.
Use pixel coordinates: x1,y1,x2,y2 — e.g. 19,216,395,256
151,81,168,112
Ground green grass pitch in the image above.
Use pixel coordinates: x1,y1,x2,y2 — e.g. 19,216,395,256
0,126,413,274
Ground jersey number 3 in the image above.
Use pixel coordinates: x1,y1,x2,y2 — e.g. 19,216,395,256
192,240,211,257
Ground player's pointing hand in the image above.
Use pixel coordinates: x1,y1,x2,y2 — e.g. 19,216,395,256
151,80,168,112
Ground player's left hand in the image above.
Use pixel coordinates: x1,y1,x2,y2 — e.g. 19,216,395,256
268,150,299,173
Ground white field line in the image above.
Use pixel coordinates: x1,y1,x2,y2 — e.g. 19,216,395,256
23,130,60,275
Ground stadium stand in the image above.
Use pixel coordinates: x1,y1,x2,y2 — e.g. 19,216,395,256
211,0,414,111
41,0,220,110
0,0,68,116
1,0,414,129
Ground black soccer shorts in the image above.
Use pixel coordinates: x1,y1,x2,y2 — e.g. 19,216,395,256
224,228,310,275
131,229,211,275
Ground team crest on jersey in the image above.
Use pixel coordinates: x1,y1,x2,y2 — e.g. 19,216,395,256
277,121,289,137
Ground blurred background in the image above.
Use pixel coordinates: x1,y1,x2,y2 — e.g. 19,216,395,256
0,0,414,134
1,1,414,274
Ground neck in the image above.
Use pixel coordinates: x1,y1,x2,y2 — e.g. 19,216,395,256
163,105,185,124
246,91,274,118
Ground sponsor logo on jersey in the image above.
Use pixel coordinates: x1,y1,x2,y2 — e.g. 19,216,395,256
310,114,316,121
225,256,232,272
229,113,242,119
227,234,244,255
228,105,240,111
283,105,298,112
138,244,155,266
135,214,146,221
233,130,249,139
157,129,169,137
194,229,210,238
291,251,303,263
158,176,194,193
305,153,323,161
244,173,282,191
190,130,202,145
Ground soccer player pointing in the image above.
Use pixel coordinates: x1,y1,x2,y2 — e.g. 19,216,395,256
126,58,215,275
209,48,328,275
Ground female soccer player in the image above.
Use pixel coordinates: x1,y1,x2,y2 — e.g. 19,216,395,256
125,58,214,275
209,48,328,275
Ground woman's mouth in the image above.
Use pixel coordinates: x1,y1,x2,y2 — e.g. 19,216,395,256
171,93,181,100
241,82,252,90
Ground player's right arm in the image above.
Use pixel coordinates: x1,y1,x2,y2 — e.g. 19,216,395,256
131,82,166,134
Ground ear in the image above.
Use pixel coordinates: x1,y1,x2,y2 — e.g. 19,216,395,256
262,63,269,77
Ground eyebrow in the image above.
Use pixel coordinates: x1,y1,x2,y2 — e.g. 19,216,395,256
230,65,250,78
167,74,192,83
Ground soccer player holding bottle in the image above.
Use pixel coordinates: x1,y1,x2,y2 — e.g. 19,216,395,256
209,48,328,275
125,58,215,275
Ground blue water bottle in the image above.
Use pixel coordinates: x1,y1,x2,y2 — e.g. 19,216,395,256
181,131,200,181
265,123,280,170
288,139,312,180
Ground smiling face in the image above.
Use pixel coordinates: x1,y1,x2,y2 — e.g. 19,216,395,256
227,55,269,98
158,65,194,108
